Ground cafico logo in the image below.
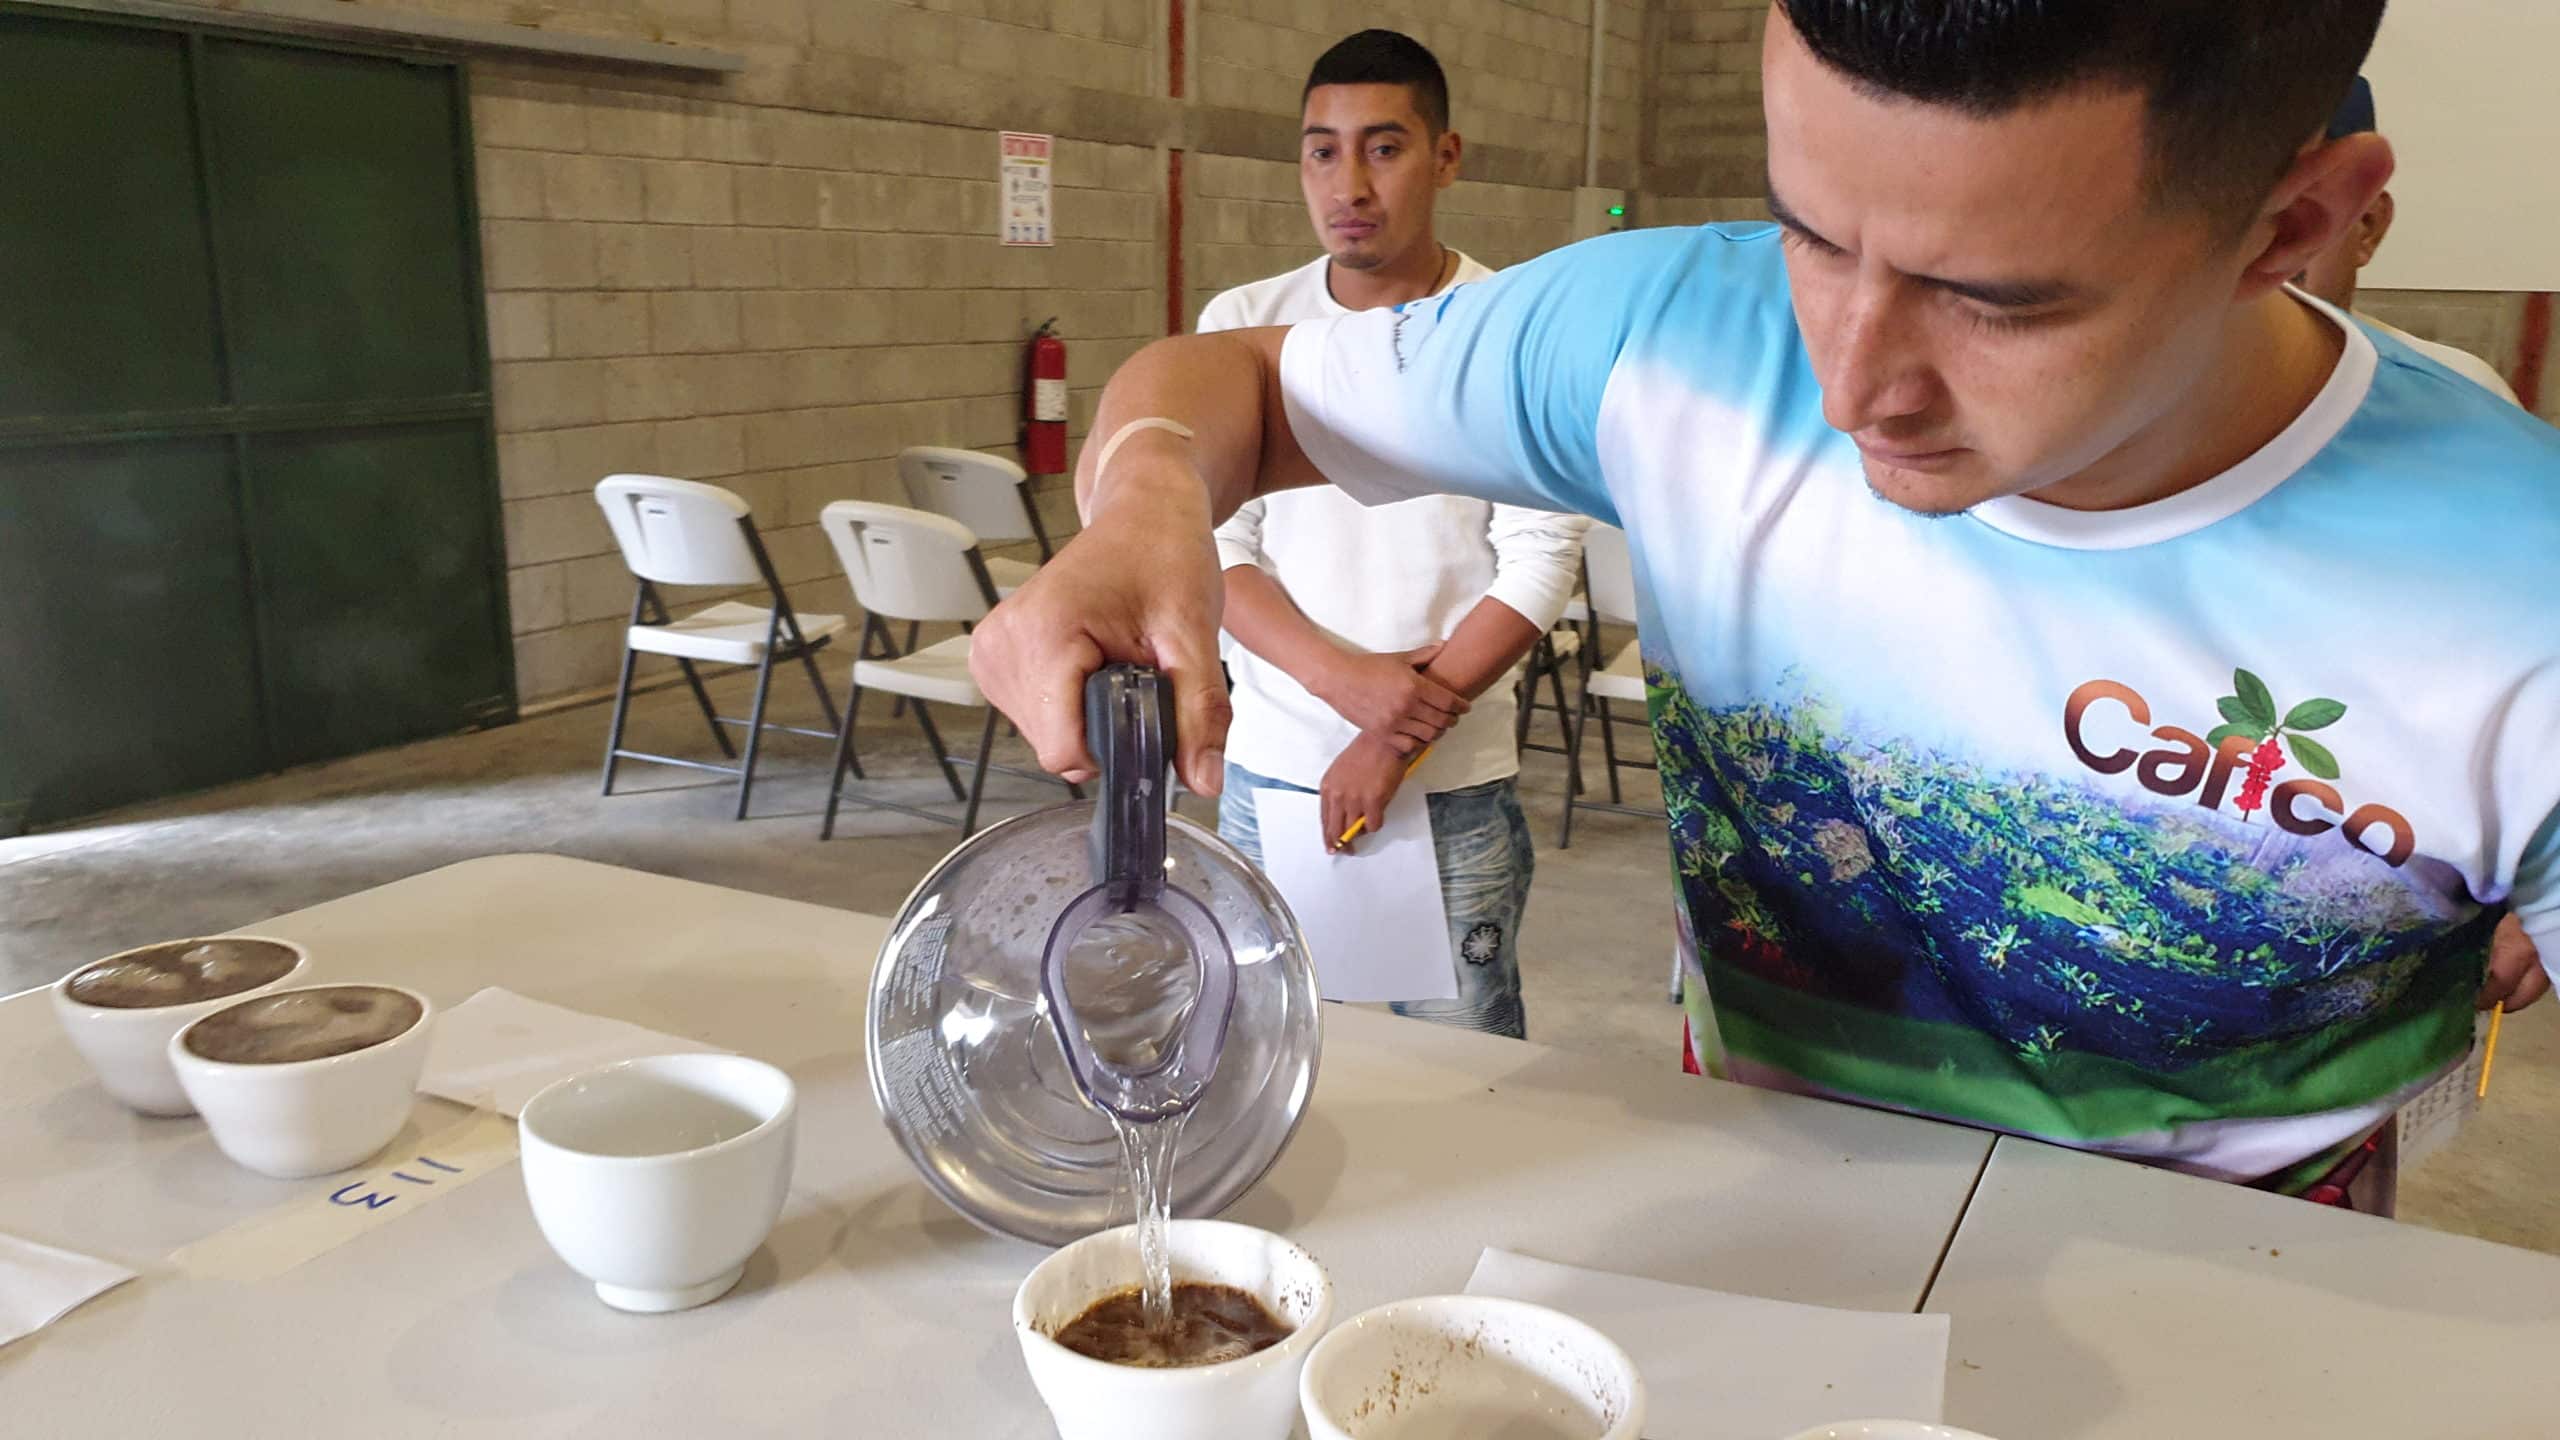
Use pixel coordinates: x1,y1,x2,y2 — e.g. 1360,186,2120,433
2063,669,2414,867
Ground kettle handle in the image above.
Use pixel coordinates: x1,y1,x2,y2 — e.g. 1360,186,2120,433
1083,664,1173,905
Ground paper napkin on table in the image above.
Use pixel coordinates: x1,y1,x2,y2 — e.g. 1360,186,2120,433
416,987,726,1118
1464,1248,1949,1440
2,1233,136,1348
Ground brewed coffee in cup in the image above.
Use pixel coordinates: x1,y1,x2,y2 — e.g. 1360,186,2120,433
1055,1282,1293,1368
183,985,424,1064
66,938,299,1010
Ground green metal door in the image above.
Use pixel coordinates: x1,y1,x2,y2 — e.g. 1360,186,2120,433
0,7,510,829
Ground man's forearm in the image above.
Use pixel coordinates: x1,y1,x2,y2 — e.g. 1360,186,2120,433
1421,598,1544,701
1221,564,1353,694
1074,328,1323,526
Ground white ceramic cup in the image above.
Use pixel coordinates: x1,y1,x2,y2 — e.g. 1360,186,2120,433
168,983,434,1178
1300,1294,1645,1440
518,1053,797,1314
51,936,310,1116
1014,1219,1334,1440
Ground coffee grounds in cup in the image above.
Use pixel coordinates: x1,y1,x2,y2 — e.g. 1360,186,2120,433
1053,1282,1291,1368
67,939,297,1009
185,985,422,1064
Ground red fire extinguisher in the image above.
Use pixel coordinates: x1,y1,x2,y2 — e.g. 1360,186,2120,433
1022,318,1068,476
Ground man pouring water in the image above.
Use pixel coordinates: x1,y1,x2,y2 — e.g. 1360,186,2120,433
969,0,2560,1210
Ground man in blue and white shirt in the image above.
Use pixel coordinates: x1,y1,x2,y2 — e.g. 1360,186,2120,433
974,2,2558,1197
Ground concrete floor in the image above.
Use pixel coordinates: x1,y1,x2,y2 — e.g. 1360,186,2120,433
4,668,2551,1255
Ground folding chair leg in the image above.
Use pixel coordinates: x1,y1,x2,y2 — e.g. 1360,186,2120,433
1598,696,1625,804
1558,689,1588,850
676,659,736,759
600,645,640,796
1514,644,1544,752
1544,653,1577,774
911,700,967,802
734,648,778,821
795,645,843,735
960,708,999,837
891,621,923,720
821,679,864,841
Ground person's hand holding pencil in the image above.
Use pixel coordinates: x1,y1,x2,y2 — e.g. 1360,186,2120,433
1321,737,1433,853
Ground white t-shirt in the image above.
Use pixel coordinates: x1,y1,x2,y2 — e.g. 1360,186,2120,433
2360,314,2521,404
1277,223,2560,1186
1199,254,1588,794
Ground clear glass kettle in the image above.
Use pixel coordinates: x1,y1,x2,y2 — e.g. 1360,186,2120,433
867,665,1321,1245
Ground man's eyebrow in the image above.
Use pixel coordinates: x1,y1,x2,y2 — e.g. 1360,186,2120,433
1764,187,1831,247
1302,121,1414,139
1924,273,2083,308
1766,184,2081,308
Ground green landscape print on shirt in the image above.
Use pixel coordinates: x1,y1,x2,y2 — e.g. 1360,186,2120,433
1650,665,2489,1142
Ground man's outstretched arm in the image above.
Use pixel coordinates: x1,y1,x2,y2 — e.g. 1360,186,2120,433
970,325,1320,793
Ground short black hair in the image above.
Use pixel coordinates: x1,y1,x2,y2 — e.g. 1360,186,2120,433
1775,1,2386,222
1304,29,1450,135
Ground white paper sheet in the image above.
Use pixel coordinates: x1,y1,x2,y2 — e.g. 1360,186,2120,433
1,1233,135,1349
1464,1249,1949,1440
416,987,726,1117
1252,785,1458,1003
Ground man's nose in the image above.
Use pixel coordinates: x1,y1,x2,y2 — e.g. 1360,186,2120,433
1335,154,1375,208
1818,280,1937,435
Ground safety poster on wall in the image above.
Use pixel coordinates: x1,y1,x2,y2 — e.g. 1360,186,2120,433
1000,131,1054,247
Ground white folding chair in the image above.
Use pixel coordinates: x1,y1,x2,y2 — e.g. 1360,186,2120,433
889,446,1053,719
1515,590,1589,756
816,500,1078,838
593,476,845,820
1560,523,1666,853
896,445,1050,594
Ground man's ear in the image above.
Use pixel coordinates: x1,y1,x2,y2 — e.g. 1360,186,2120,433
1436,129,1463,189
2236,132,2395,302
2354,189,2396,268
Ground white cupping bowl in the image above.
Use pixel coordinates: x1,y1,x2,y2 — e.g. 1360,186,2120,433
169,983,434,1178
1300,1294,1644,1440
518,1054,798,1314
1015,1219,1333,1440
52,936,310,1116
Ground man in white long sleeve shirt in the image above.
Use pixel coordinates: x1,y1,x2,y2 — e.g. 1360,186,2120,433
1201,30,1588,1038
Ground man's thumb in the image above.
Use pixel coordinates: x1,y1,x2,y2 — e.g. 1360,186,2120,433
1155,634,1234,798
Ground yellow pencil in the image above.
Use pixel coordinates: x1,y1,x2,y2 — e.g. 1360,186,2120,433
2477,1001,2506,1100
1336,745,1434,846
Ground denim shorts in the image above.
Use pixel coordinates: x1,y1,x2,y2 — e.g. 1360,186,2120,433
1219,761,1532,1039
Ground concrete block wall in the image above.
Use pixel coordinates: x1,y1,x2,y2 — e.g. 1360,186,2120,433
1641,0,1765,204
473,63,1163,701
192,0,1171,706
354,0,1645,706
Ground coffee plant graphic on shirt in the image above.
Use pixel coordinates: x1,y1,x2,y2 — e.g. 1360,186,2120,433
1646,666,2486,1141
2203,669,2346,822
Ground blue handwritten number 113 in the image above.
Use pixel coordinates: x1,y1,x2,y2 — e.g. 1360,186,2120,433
329,1154,464,1211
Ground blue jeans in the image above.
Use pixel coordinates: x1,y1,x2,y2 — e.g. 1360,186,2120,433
1220,762,1532,1040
